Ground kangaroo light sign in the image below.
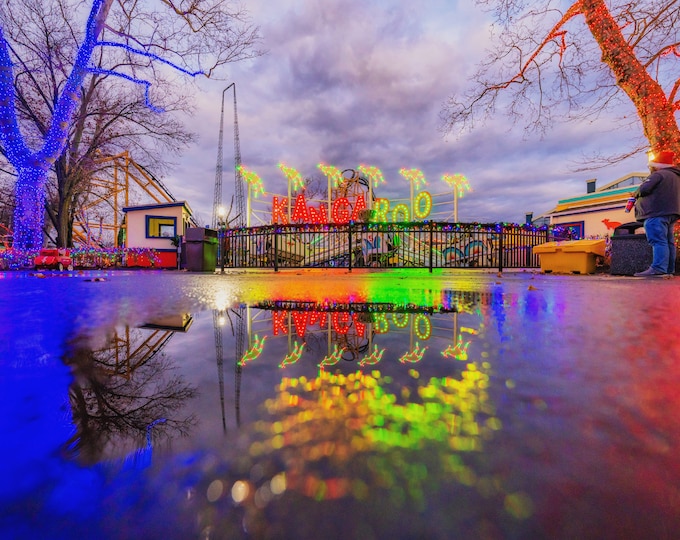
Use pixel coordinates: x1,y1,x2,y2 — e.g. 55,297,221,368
240,164,471,226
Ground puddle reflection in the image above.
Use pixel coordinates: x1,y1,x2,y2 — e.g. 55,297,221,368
3,271,680,539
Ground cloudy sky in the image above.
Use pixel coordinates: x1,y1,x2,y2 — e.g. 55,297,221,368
165,0,647,227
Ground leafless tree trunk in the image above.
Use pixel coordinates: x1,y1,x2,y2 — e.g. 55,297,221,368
0,0,262,250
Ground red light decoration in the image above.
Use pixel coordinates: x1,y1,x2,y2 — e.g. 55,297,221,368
332,197,351,223
332,312,351,334
272,197,288,224
291,311,309,338
308,204,328,224
291,193,309,222
349,195,367,221
273,311,288,335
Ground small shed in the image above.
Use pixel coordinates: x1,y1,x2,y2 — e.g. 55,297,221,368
122,201,194,268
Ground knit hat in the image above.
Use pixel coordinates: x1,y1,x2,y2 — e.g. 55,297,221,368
648,150,675,169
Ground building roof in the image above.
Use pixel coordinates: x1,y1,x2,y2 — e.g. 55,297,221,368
123,201,194,215
547,172,647,215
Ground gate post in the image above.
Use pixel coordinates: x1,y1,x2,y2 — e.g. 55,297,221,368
429,222,434,273
498,225,504,273
348,224,353,273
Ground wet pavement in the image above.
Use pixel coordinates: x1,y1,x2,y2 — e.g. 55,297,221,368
1,268,680,539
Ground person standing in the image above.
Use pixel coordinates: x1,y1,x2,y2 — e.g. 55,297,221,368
632,150,680,277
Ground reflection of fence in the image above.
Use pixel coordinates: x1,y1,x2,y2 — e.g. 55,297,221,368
223,222,565,271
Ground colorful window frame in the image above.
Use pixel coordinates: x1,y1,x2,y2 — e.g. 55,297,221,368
146,215,177,238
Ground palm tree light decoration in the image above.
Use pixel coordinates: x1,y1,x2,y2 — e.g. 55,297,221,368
237,165,264,227
442,174,471,222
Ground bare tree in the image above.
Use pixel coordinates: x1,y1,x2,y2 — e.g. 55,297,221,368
0,0,262,251
441,0,680,164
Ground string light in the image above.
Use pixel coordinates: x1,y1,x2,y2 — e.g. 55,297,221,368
399,342,428,364
319,344,345,367
442,174,472,198
279,163,305,191
240,335,267,366
279,342,304,368
357,165,386,187
399,168,427,190
317,164,343,188
359,345,386,367
238,165,264,197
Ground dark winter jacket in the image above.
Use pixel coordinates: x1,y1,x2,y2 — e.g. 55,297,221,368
634,166,680,222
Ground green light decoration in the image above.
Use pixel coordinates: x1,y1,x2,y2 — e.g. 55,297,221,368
398,342,428,364
239,334,267,366
358,344,386,367
442,173,472,198
238,165,265,198
357,165,386,187
279,163,305,191
279,341,304,368
441,336,471,361
399,168,427,190
319,344,345,367
317,163,343,188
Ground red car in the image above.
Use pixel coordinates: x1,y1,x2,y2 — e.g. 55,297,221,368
34,248,74,271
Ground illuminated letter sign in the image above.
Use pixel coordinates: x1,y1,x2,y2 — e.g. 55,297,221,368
291,194,309,222
414,192,432,219
332,198,351,224
373,198,390,222
272,197,288,224
350,195,367,221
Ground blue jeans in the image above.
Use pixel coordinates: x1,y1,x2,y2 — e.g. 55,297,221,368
644,216,678,274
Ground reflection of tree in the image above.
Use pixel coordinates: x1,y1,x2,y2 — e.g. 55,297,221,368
62,329,196,466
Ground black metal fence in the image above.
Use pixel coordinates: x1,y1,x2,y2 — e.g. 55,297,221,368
221,222,567,271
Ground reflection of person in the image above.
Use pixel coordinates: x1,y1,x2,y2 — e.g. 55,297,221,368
633,150,680,277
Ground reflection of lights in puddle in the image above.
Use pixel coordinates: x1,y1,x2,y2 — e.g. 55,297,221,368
212,365,534,520
213,286,236,312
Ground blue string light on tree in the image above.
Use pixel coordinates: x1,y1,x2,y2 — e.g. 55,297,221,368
0,0,202,253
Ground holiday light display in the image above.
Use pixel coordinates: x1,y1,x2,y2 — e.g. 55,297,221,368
399,168,427,190
317,164,343,188
2,0,208,251
442,173,471,197
247,164,472,225
251,364,509,507
449,1,680,157
358,344,386,367
238,165,265,197
399,342,428,364
279,163,304,191
357,165,386,187
442,336,471,361
279,341,304,368
319,344,345,367
239,334,267,366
